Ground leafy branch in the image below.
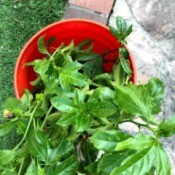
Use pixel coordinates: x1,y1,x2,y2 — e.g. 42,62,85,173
0,17,174,175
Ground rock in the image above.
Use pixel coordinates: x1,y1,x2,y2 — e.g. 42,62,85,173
126,0,175,41
109,0,175,172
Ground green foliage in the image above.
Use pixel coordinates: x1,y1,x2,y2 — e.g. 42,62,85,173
114,78,164,122
0,16,174,175
110,16,132,44
90,130,130,152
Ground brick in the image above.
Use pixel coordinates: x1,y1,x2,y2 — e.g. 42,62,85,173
69,0,115,14
63,4,108,24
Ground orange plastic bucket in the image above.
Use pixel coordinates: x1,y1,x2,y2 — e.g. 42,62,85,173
14,18,137,98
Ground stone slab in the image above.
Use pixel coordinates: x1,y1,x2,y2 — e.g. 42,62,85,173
69,0,115,14
63,4,108,24
109,0,175,172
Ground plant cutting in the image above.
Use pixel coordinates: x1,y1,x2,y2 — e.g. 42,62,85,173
0,16,174,175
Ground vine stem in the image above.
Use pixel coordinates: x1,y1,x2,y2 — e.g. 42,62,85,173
41,105,53,129
15,104,39,150
118,120,157,134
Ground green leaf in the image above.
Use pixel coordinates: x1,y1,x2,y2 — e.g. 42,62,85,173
85,162,98,174
155,142,171,175
92,101,117,118
111,16,132,44
77,52,99,61
114,84,153,121
0,150,15,166
32,59,50,75
4,97,24,115
119,48,132,75
83,56,103,79
110,144,156,175
125,25,133,38
21,90,33,109
0,121,16,137
147,78,164,114
27,130,49,163
52,156,79,175
90,130,129,151
56,112,77,126
76,113,93,132
59,62,88,90
45,73,60,94
48,140,73,163
51,97,75,112
74,39,92,50
112,61,126,85
109,26,119,37
47,112,62,123
115,134,155,151
37,36,50,55
144,167,156,175
157,116,175,137
74,88,84,107
25,160,37,175
98,151,133,174
93,87,114,101
94,73,112,86
116,16,127,35
114,78,164,122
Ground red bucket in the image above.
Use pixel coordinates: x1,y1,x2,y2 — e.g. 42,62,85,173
14,18,137,99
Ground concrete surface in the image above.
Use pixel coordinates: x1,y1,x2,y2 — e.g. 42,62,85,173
109,0,175,173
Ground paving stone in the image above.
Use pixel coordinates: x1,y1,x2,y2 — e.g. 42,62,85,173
69,0,115,14
109,1,175,172
63,4,108,24
126,0,175,41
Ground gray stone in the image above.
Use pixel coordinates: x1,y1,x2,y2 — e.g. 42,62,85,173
63,4,108,24
126,0,175,41
109,0,175,173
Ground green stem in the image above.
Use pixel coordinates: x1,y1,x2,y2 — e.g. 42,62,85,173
17,158,25,175
90,82,101,87
15,104,39,150
119,120,156,134
41,105,53,129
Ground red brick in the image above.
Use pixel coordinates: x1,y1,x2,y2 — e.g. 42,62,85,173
69,0,115,14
